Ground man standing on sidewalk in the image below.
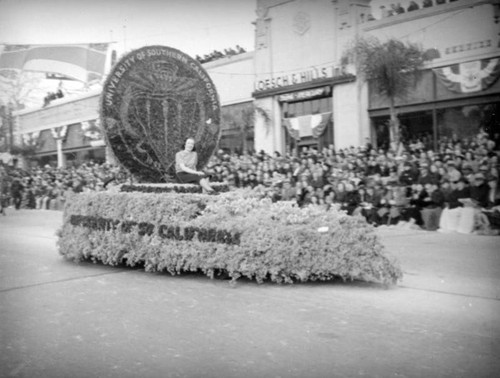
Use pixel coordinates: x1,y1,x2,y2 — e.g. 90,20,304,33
0,166,8,215
10,175,24,210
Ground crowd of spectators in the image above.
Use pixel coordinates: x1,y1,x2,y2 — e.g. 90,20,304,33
204,129,499,235
0,162,131,214
362,0,459,23
1,130,499,234
42,89,64,107
195,45,247,64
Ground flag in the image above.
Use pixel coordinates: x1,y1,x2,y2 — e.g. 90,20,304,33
0,43,109,82
434,58,500,93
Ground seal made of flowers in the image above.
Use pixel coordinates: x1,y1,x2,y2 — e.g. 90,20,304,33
101,45,221,183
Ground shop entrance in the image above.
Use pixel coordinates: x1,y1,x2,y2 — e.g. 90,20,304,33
282,94,333,156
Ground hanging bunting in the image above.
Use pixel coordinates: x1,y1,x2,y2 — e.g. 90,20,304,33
81,120,103,140
284,112,331,140
311,112,332,138
22,131,40,145
433,58,500,93
283,117,300,140
51,125,68,140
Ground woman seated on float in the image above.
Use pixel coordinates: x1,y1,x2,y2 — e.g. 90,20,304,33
175,137,216,194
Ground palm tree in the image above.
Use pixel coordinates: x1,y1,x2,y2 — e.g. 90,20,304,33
343,36,426,150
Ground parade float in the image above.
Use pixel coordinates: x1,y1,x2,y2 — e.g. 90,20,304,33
58,46,402,286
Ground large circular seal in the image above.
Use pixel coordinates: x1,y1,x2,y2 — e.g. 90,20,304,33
101,45,221,182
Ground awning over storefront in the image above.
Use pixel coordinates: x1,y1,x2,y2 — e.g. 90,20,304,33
283,112,331,140
433,58,500,94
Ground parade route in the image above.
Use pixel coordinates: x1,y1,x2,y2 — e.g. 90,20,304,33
1,209,499,378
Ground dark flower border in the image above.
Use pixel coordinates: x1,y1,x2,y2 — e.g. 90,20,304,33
69,214,240,245
120,183,229,194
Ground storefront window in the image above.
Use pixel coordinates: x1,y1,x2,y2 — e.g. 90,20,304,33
372,102,500,150
437,103,499,140
373,111,434,150
400,111,433,139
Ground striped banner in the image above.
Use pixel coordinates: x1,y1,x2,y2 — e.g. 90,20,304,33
0,43,109,82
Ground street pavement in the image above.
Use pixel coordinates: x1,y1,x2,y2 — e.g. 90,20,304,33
0,209,499,378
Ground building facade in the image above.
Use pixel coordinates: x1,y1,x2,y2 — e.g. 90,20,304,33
14,89,106,168
364,0,500,150
252,0,369,155
13,0,500,167
252,0,499,154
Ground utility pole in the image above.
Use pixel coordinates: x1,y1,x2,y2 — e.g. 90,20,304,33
0,104,5,152
123,24,127,52
7,102,13,154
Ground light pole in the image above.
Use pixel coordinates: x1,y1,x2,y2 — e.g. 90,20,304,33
7,101,14,155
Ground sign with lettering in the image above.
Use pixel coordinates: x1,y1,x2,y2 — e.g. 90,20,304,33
255,64,349,92
278,86,331,102
101,45,221,183
444,39,492,56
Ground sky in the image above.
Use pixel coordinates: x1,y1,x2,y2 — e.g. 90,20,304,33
0,0,256,106
0,0,434,107
0,0,256,57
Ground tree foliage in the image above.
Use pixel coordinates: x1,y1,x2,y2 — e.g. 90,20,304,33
0,71,43,109
343,36,426,147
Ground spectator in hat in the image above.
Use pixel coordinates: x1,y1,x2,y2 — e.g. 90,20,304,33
440,179,453,205
470,173,490,209
407,183,426,226
310,169,325,190
417,164,438,186
438,178,470,233
10,177,24,210
463,151,478,172
455,173,490,234
446,161,462,183
356,185,379,224
386,184,409,225
343,182,361,215
485,167,499,206
280,179,296,201
420,182,445,231
429,163,442,183
462,165,475,184
0,167,8,215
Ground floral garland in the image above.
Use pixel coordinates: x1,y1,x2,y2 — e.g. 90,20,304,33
58,190,403,285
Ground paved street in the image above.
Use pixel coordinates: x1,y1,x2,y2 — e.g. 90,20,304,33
1,209,499,378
